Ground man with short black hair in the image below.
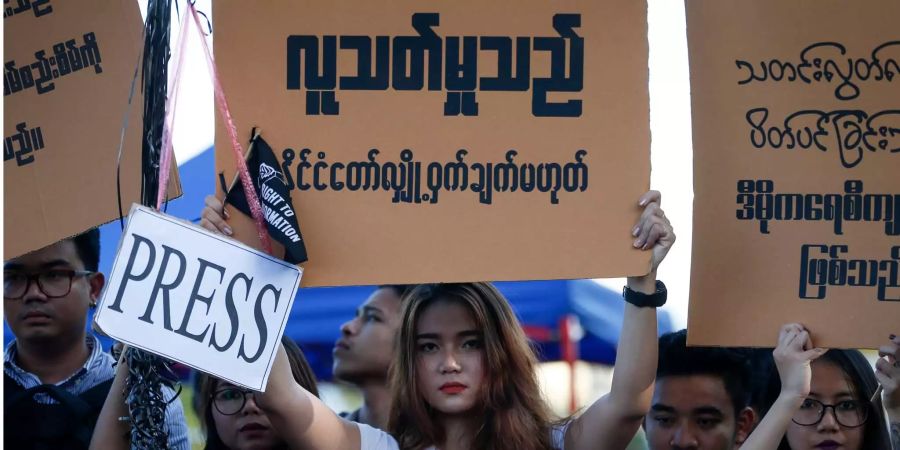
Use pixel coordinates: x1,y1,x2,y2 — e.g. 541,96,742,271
3,230,189,449
644,330,756,450
334,284,413,430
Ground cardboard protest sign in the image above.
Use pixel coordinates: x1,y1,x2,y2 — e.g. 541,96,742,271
94,205,302,391
4,0,181,259
214,0,653,286
686,0,900,348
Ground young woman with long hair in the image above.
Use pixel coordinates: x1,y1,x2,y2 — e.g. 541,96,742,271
255,190,676,450
741,324,893,450
386,282,560,450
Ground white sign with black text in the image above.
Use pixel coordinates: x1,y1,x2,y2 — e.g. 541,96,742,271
94,205,302,391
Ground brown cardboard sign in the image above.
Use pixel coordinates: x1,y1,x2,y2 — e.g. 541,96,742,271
4,0,182,259
214,0,652,286
686,0,900,348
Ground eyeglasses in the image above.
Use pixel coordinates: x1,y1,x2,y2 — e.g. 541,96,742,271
4,270,94,299
212,387,256,416
792,398,869,428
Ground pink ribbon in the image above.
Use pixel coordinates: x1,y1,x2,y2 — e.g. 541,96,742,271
185,3,272,254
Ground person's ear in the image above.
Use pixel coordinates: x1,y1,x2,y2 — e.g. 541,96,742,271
88,272,106,305
734,406,758,445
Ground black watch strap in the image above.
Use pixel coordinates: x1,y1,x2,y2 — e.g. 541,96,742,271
622,280,667,308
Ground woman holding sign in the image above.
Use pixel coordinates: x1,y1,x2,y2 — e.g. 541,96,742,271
89,336,320,450
741,324,893,450
197,337,321,450
254,190,675,450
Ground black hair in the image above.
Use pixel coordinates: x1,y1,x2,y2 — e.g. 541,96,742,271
739,347,776,415
69,229,101,272
378,284,415,301
760,349,891,450
657,330,752,415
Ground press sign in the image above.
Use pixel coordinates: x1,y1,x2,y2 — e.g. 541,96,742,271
95,205,302,391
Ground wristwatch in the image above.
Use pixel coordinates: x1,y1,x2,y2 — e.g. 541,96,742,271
622,280,667,308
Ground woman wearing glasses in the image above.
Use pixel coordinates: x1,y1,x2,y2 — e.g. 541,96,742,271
90,335,319,450
197,336,320,450
742,323,892,450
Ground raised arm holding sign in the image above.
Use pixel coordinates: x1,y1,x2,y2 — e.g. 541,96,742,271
742,324,894,449
248,191,674,450
90,335,321,450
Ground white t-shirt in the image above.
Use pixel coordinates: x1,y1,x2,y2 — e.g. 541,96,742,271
358,423,400,450
357,422,567,450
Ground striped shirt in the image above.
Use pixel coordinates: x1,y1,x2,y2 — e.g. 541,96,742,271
4,335,190,449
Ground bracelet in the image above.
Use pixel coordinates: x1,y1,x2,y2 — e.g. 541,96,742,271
622,280,667,308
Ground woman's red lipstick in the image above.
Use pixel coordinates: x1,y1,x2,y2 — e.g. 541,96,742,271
439,382,467,394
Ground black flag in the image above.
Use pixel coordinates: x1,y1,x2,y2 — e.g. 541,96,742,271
224,131,308,264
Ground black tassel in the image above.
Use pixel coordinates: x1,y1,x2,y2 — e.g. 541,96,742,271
126,0,177,448
139,0,171,206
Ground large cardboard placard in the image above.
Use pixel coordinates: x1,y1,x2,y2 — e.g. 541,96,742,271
4,0,181,259
95,205,302,391
686,0,900,348
214,0,652,286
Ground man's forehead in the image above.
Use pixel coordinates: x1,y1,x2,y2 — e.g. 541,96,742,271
653,374,734,414
364,288,402,311
4,239,81,270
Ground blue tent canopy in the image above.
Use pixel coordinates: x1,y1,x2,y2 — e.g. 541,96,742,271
4,148,675,379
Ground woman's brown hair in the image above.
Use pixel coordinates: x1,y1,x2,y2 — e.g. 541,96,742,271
196,335,319,450
388,283,558,450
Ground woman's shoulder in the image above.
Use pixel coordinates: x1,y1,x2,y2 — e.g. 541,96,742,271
356,422,400,450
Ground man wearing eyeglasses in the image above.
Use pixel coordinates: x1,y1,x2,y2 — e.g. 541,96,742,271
3,230,189,449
